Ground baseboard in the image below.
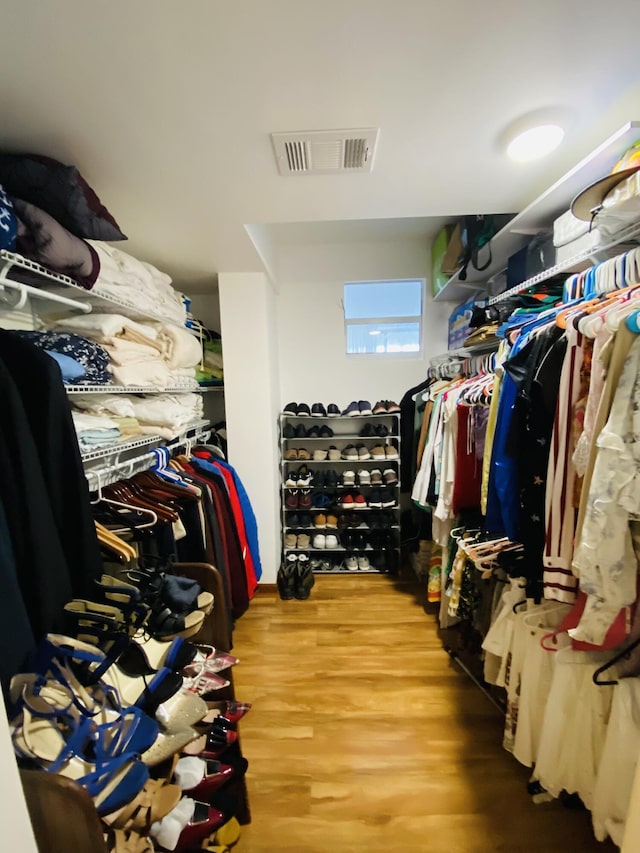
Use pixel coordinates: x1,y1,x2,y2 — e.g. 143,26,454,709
255,583,278,594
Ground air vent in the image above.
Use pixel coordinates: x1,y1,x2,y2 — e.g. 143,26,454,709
271,128,379,175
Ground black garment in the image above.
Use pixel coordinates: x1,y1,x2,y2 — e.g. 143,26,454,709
0,330,102,598
399,379,432,492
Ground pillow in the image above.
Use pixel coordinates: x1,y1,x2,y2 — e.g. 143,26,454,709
0,182,17,250
13,198,100,289
0,153,126,241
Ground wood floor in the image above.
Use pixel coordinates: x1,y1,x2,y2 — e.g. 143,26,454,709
231,575,615,853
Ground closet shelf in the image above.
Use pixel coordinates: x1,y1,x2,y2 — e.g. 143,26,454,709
0,256,93,314
67,384,201,395
0,250,193,331
434,120,640,303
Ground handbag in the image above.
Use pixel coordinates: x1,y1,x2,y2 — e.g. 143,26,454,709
457,214,513,281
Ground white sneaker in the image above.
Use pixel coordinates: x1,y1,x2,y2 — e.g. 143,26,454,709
328,446,341,461
342,470,356,487
312,534,326,549
313,449,328,461
357,555,371,571
344,555,358,571
357,469,371,486
324,534,339,549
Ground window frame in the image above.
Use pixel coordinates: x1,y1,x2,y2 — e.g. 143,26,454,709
343,278,425,357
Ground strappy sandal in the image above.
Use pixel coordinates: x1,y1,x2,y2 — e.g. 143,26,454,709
103,777,183,834
148,601,205,642
106,828,155,853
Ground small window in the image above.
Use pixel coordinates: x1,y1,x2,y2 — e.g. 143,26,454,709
344,279,423,355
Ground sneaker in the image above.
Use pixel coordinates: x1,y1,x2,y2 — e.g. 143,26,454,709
325,513,338,529
298,489,312,509
282,402,297,416
327,404,340,417
368,489,383,509
297,533,311,549
342,470,356,487
386,400,401,413
283,423,295,438
320,559,333,571
311,493,332,509
324,469,339,488
311,470,326,487
359,423,375,437
297,403,311,417
344,554,358,571
328,446,341,461
284,448,299,461
307,425,320,438
357,469,371,486
353,494,367,510
311,403,327,417
295,424,308,438
297,473,313,488
284,532,297,548
285,490,299,509
298,512,313,527
312,534,326,549
357,555,371,571
383,467,398,485
295,553,315,600
371,445,386,460
289,512,300,527
372,401,387,415
310,558,323,572
284,472,298,487
277,556,298,599
313,448,328,461
325,534,339,549
319,425,334,438
297,447,312,461
358,400,373,415
342,401,360,417
313,513,327,528
370,468,383,486
356,444,371,460
380,489,397,508
374,424,390,438
339,494,356,509
385,443,399,460
341,444,359,460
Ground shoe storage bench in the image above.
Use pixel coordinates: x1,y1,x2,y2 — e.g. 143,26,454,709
279,405,401,574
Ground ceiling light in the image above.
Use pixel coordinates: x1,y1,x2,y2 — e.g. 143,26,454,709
507,124,564,163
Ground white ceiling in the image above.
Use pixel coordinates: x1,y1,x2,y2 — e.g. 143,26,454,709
1,0,640,291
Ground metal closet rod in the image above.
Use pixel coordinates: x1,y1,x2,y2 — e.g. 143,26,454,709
0,260,92,313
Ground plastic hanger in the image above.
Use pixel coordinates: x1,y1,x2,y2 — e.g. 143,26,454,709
591,637,640,686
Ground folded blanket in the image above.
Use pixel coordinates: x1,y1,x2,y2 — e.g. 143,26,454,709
71,410,120,432
14,330,111,384
109,360,173,390
103,338,166,366
53,313,159,345
152,322,203,370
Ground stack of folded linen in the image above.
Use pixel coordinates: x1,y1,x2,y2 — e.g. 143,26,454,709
72,392,204,440
13,329,112,384
71,410,121,452
53,313,202,390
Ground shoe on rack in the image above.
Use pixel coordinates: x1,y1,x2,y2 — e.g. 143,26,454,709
344,555,358,571
357,469,371,486
295,424,308,438
357,555,371,571
312,448,328,461
297,447,312,460
372,401,387,415
288,512,300,527
383,467,398,485
311,470,326,488
353,494,367,510
327,403,340,417
283,402,297,416
284,471,298,487
356,444,371,460
368,489,383,509
370,468,383,486
298,512,313,527
297,403,311,417
341,470,356,487
341,401,360,417
320,559,333,572
319,425,334,438
313,513,327,528
312,534,326,549
371,445,386,460
285,490,299,509
282,423,295,439
295,554,315,600
310,558,323,572
311,492,332,509
298,489,313,510
311,403,327,417
283,448,298,461
374,424,390,438
380,489,397,508
358,400,373,415
307,425,320,438
341,444,359,460
328,446,341,461
385,443,399,460
339,493,356,510
386,400,401,413
359,422,375,437
297,533,311,549
324,534,339,549
325,513,338,529
296,467,313,487
284,532,297,548
324,469,339,488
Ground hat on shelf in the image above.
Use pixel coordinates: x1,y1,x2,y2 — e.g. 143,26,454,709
571,140,640,221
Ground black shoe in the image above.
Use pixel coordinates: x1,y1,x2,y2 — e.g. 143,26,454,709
283,423,295,438
380,489,397,508
283,402,297,416
295,554,315,600
311,403,327,417
359,423,375,437
312,470,326,488
295,423,307,438
307,425,321,438
277,557,298,600
319,425,334,438
324,469,339,488
298,512,313,527
368,489,383,509
327,403,340,417
374,424,390,437
297,403,311,417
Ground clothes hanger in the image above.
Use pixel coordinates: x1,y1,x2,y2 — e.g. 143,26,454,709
591,637,640,686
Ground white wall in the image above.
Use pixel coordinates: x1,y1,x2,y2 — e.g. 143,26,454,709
218,272,281,584
275,237,451,407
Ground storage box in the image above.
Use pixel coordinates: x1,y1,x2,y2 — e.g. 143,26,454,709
448,296,476,350
440,223,463,276
553,208,590,247
431,225,454,297
525,232,556,279
507,244,528,289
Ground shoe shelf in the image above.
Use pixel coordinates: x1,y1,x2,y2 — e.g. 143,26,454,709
279,409,401,583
